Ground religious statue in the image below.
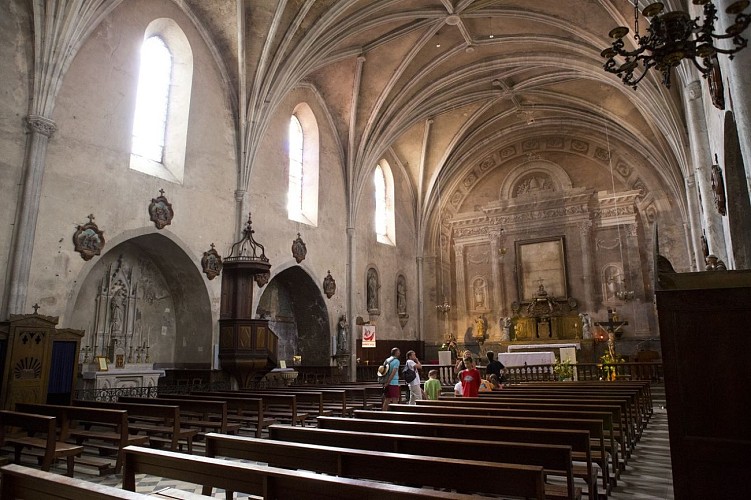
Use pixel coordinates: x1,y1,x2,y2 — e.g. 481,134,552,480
367,268,379,311
336,315,349,354
474,315,487,341
500,317,512,342
473,278,486,310
579,312,592,339
109,283,126,334
705,254,727,271
396,275,407,316
711,162,727,216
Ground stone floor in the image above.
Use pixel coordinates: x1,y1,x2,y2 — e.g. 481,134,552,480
13,388,676,499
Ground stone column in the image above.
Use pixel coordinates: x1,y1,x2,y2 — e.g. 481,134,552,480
3,115,57,316
453,243,467,333
684,79,728,263
684,175,704,270
488,231,504,314
577,220,594,310
716,0,751,182
416,255,424,341
346,226,356,382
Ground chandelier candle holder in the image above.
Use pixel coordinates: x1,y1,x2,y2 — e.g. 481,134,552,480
602,0,751,89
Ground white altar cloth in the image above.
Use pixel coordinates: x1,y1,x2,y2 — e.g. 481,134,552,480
498,351,555,367
507,343,580,352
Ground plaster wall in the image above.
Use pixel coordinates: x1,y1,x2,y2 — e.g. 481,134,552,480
14,0,236,365
0,0,33,311
249,86,348,353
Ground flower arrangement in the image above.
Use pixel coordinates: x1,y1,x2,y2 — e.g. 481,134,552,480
553,358,573,381
440,333,458,361
599,350,624,381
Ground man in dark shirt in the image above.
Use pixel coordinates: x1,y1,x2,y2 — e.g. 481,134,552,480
485,351,505,382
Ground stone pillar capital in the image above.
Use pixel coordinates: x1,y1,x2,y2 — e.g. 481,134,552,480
26,115,57,137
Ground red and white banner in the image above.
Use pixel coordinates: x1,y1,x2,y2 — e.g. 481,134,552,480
362,325,376,348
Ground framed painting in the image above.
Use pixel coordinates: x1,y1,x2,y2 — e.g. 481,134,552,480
516,236,568,301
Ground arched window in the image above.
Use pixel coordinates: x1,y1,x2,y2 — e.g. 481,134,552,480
287,103,319,225
130,19,193,184
132,37,171,163
374,161,396,245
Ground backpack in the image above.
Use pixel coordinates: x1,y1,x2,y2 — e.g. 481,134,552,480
377,357,394,384
402,365,417,384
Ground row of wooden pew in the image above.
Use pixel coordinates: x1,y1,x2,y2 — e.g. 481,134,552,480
0,380,652,499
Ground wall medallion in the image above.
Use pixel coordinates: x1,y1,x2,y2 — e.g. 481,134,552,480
707,56,725,111
323,270,336,298
291,233,307,263
73,214,105,261
148,189,174,229
201,243,223,280
254,272,270,288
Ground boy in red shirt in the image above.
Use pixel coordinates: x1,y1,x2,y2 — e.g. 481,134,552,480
458,356,481,397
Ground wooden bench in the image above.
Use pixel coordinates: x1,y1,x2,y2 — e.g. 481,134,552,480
0,463,150,499
204,432,547,499
118,396,241,436
0,410,83,476
377,406,609,495
431,397,629,469
195,391,307,426
318,415,598,500
157,393,271,437
15,402,147,474
253,387,354,416
268,425,580,499
73,400,197,453
400,402,621,483
122,445,479,499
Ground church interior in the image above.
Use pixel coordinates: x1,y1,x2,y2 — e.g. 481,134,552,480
1,0,750,497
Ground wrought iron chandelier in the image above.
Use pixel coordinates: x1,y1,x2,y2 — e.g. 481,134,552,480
601,0,751,89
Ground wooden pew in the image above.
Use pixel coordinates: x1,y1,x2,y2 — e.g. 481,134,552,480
240,389,331,418
398,402,621,482
251,387,354,416
292,384,374,411
268,425,580,499
73,400,197,453
317,415,598,500
476,392,637,451
14,402,147,474
204,433,547,499
429,397,629,467
194,391,307,426
0,410,83,477
118,396,240,436
157,393,271,437
0,463,149,499
370,407,609,495
122,445,479,499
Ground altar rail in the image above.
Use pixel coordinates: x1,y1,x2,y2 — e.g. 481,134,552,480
74,381,231,402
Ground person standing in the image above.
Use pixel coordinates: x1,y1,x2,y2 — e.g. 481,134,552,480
382,347,401,410
405,350,423,404
485,351,505,383
423,369,441,400
458,356,481,398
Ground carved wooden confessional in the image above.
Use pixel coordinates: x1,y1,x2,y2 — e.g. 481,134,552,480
0,309,83,409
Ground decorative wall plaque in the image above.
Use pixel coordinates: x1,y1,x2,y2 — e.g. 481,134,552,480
148,189,174,229
73,214,105,261
201,243,223,280
291,233,307,263
254,271,270,288
707,56,725,110
323,270,336,298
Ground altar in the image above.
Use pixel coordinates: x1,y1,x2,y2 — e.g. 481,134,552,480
498,351,555,368
80,364,165,390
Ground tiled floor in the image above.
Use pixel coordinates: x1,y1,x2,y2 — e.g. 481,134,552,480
16,391,676,499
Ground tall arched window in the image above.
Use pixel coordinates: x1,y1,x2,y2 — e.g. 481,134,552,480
130,19,193,184
374,161,396,245
288,115,304,216
132,37,171,163
287,103,319,225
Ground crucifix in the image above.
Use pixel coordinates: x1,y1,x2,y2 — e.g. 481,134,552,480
594,307,628,362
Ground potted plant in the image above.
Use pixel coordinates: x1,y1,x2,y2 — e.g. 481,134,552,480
553,357,573,381
599,351,624,381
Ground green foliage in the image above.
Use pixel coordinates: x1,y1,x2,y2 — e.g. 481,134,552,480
553,358,573,381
